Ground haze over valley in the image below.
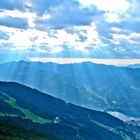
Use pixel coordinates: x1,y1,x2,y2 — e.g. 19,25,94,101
0,0,140,139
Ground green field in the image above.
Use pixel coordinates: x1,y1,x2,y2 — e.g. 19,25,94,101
0,92,52,124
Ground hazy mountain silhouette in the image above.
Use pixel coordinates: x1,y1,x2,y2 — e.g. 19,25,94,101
0,61,140,117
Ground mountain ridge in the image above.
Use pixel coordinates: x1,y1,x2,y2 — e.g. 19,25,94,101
0,61,140,118
0,81,140,140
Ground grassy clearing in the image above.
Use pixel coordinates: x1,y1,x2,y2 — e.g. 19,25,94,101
91,120,132,140
0,92,52,124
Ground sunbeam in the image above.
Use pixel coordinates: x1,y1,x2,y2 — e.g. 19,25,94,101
0,0,140,139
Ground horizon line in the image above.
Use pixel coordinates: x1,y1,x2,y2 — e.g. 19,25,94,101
28,57,140,66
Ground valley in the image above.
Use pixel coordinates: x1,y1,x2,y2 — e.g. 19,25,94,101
0,61,140,118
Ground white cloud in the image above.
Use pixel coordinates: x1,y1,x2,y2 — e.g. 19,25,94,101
78,0,130,13
74,24,101,52
0,10,36,28
0,0,139,59
104,13,120,22
0,25,100,53
113,32,140,40
129,33,140,38
111,27,121,32
111,32,140,46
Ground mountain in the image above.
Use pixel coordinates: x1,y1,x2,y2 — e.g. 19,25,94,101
0,117,60,140
0,81,140,140
0,61,140,118
128,64,140,68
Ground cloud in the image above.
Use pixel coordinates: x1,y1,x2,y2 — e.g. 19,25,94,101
0,16,28,29
0,0,26,11
0,31,9,40
27,0,66,15
128,0,140,16
78,0,130,13
35,1,103,30
0,0,140,59
115,20,140,33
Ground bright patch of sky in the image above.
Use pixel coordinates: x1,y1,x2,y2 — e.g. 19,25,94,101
28,58,140,66
78,0,130,12
0,0,140,61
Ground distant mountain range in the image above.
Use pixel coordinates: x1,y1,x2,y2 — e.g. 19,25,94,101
128,64,140,68
0,61,140,118
0,81,140,140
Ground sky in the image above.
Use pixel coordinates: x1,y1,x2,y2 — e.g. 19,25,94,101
0,0,140,63
29,58,140,66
